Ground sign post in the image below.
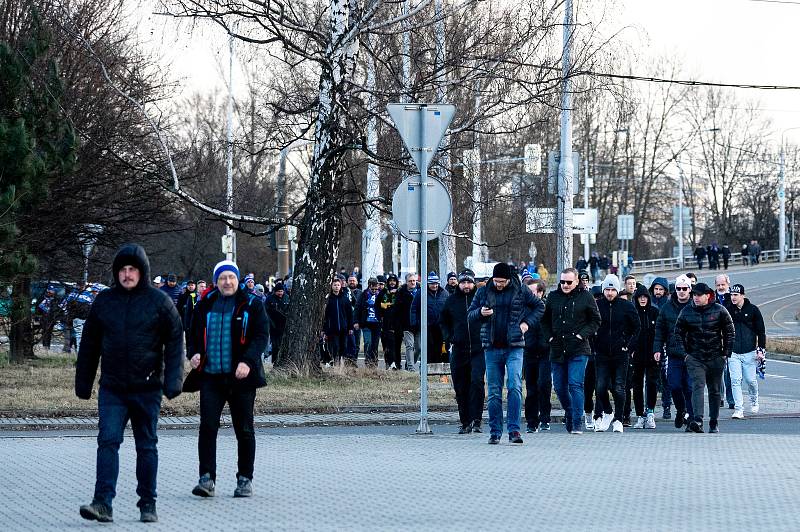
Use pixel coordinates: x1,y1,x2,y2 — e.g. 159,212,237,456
388,103,455,434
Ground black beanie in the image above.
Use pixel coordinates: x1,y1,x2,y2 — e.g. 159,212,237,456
492,262,512,279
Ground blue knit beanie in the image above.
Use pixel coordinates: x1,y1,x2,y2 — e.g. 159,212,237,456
427,271,440,284
213,260,240,284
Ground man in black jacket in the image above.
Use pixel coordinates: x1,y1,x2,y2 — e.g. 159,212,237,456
398,273,420,370
675,282,735,433
439,269,484,433
265,282,289,365
523,279,552,433
377,274,403,370
727,284,766,419
188,260,269,499
75,244,184,524
468,262,544,444
592,274,640,433
631,286,660,429
356,278,383,367
541,267,602,434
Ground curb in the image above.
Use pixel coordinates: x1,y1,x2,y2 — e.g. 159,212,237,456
768,352,800,363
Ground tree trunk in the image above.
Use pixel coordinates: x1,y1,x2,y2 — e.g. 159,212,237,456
9,276,34,363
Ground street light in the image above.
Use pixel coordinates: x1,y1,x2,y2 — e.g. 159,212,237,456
780,127,800,262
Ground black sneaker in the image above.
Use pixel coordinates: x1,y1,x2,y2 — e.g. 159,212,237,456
674,411,685,429
662,406,672,420
709,420,719,434
79,501,113,523
539,422,551,431
622,416,632,428
509,431,524,444
728,404,735,410
192,473,216,497
688,420,704,433
526,425,538,434
488,435,500,444
458,424,471,434
139,501,158,523
234,475,253,498
471,423,483,434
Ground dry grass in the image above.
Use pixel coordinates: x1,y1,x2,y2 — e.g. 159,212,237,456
768,337,800,357
0,349,457,417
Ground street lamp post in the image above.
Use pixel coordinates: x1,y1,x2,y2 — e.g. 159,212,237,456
778,127,800,262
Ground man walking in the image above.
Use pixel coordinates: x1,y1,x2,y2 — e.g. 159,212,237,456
468,262,543,444
523,279,552,433
265,281,289,365
356,278,383,367
411,272,449,364
398,273,420,370
676,282,735,433
439,269,485,433
727,284,766,419
541,268,601,434
187,260,269,498
715,274,735,409
377,274,403,370
76,244,184,523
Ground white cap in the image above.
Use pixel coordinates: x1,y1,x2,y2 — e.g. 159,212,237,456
675,274,691,287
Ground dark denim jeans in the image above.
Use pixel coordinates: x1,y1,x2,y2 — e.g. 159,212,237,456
450,348,486,428
199,374,256,481
94,386,162,508
523,354,552,428
362,325,381,367
667,356,694,418
485,347,523,437
552,355,589,432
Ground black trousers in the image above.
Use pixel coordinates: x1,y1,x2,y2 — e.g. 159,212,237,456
583,358,602,417
623,360,634,419
686,355,725,424
632,364,659,416
450,349,485,428
383,328,403,368
524,354,552,427
199,374,256,481
595,358,628,422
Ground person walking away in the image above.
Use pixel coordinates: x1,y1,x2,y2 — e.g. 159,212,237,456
468,262,543,444
541,268,602,434
186,260,269,498
632,286,660,429
76,244,184,523
377,274,403,370
356,278,383,367
439,269,485,433
398,274,420,371
721,245,731,270
726,284,766,419
653,274,694,430
523,279,552,433
592,275,640,433
589,253,599,282
694,245,706,270
410,272,449,364
265,282,289,365
323,277,355,367
676,282,735,433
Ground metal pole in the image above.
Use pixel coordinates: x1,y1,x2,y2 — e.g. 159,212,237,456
678,166,685,269
83,251,89,286
400,0,412,278
780,145,786,262
583,159,590,261
277,147,290,278
557,0,574,274
225,27,236,262
417,107,431,434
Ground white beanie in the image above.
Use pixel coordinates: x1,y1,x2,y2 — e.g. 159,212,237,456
601,273,621,292
675,274,691,287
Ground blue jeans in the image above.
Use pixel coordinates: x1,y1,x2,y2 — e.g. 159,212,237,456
95,386,161,508
667,357,694,418
362,325,381,367
729,351,759,410
485,347,523,437
551,355,588,432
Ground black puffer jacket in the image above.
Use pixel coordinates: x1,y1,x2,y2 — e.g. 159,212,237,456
541,286,601,363
633,287,660,367
594,296,640,362
675,301,735,360
524,293,549,359
726,299,766,354
468,279,544,349
652,292,691,359
75,244,184,400
439,286,481,361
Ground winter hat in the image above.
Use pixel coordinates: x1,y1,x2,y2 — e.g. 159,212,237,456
255,284,265,294
521,270,533,283
167,273,177,282
731,283,745,295
579,270,590,281
274,281,285,292
427,271,440,284
458,269,476,284
244,273,255,283
447,271,457,281
377,275,387,284
530,272,541,280
387,274,399,284
675,274,692,288
213,260,240,284
601,274,621,292
492,262,513,280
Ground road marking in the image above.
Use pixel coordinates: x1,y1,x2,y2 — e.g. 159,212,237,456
768,296,800,331
764,374,800,381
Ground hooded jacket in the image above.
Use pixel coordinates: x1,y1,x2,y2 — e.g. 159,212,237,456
649,277,670,309
652,292,691,360
541,285,601,363
75,244,184,400
439,285,482,364
468,278,544,350
633,286,660,366
675,300,735,360
594,295,640,362
323,290,354,336
726,298,766,354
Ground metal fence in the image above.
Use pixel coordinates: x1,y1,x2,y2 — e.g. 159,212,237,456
630,248,800,274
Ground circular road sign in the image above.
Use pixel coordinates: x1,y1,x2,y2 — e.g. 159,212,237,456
392,176,452,242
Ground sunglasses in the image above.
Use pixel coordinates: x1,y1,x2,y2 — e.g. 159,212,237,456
559,280,574,285
676,286,689,291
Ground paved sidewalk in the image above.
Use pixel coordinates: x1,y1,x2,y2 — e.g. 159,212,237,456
1,423,799,531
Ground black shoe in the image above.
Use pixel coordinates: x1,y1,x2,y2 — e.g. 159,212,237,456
471,423,483,434
79,501,113,523
688,420,704,433
488,435,500,445
192,473,216,497
720,399,725,407
674,411,685,429
728,404,735,410
234,475,253,498
458,424,471,434
622,416,632,428
662,406,672,420
709,420,719,434
139,502,158,523
509,431,524,444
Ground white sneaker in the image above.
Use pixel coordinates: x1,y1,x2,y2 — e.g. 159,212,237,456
633,416,645,429
584,413,595,430
594,421,604,432
731,409,744,419
645,413,656,429
389,362,396,370
750,404,759,414
611,420,624,433
600,412,614,432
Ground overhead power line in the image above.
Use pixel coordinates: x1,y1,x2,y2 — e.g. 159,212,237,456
581,70,800,91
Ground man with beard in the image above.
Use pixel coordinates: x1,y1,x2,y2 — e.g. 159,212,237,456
377,274,402,370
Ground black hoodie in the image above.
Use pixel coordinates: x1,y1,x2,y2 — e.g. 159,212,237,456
439,284,482,363
75,244,184,400
633,286,660,367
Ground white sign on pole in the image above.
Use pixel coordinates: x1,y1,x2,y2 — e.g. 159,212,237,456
524,144,542,175
526,207,596,234
391,176,452,241
572,208,598,234
617,214,634,240
387,104,455,174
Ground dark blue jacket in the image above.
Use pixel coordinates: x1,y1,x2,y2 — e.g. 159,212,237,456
468,280,544,349
323,291,353,336
652,292,690,360
410,286,448,331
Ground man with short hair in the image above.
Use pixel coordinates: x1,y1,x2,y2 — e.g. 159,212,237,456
523,279,552,433
715,273,735,409
377,274,403,370
469,262,543,444
177,280,196,323
346,275,362,357
676,282,735,433
356,278,383,367
623,274,638,296
411,272,449,364
76,244,184,523
323,278,355,366
188,260,269,498
160,274,181,305
541,267,601,434
727,284,766,419
398,273,420,371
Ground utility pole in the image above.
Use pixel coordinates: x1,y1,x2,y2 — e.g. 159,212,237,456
780,146,786,262
362,37,383,284
225,26,236,262
583,160,590,261
556,0,574,274
399,0,415,278
678,164,685,269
